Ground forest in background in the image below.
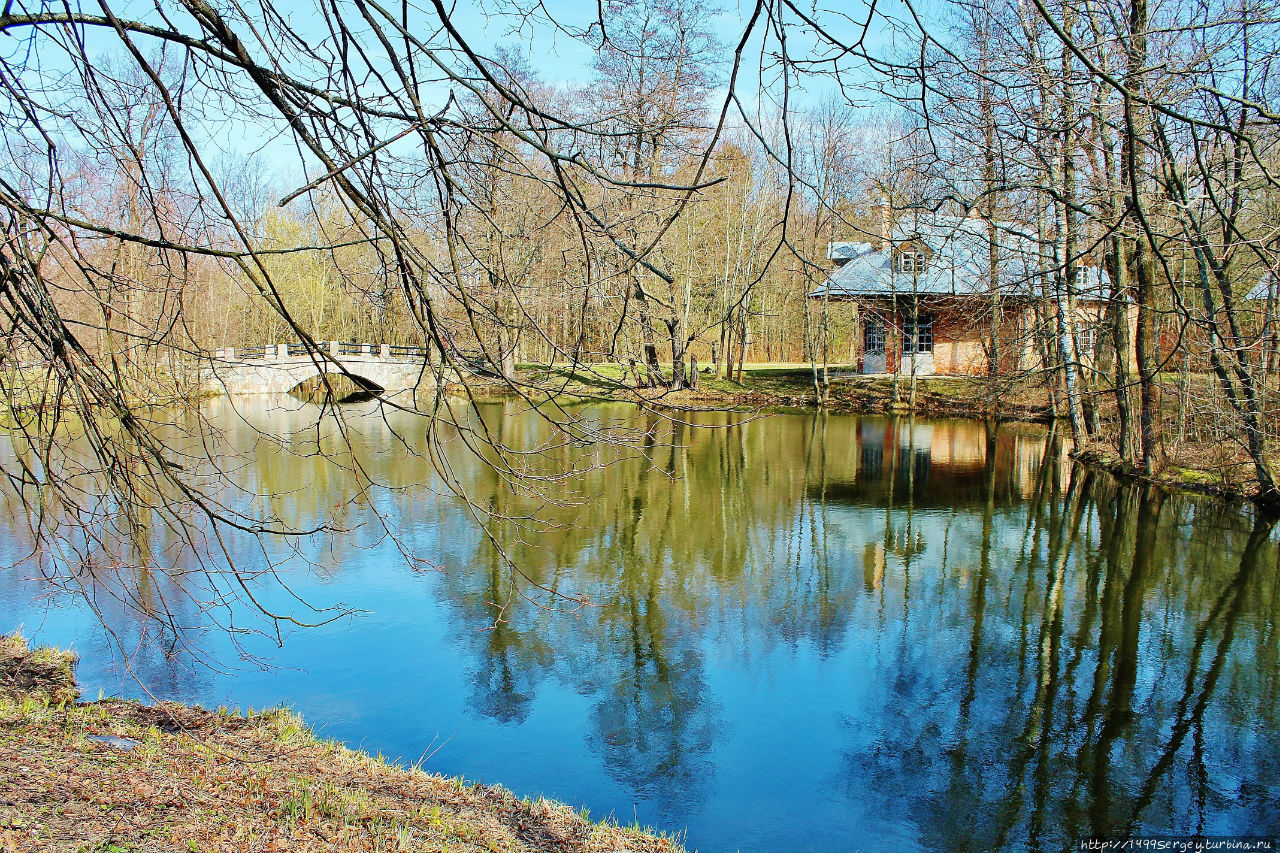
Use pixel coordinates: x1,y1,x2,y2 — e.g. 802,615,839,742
1,0,1279,515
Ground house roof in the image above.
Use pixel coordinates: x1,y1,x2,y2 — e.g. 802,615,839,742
827,241,874,261
1247,276,1276,301
809,216,1111,302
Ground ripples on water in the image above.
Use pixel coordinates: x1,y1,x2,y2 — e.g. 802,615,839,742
1,397,1277,852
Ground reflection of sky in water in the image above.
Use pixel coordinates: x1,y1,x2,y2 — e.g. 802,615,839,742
1,398,1278,853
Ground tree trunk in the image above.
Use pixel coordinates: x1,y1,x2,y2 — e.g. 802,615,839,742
1124,0,1160,474
665,315,687,390
1106,242,1136,462
1132,241,1161,474
631,275,664,388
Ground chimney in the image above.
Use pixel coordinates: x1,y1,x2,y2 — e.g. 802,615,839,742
869,202,892,250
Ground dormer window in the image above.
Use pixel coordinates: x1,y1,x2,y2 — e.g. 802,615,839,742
898,250,926,274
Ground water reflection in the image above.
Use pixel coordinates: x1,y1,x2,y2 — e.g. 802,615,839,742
1,398,1277,852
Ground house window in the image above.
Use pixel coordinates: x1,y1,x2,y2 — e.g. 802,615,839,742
865,321,886,355
903,314,934,354
1075,327,1097,359
898,250,926,274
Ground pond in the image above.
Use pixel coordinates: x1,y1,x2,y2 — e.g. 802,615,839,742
2,397,1278,852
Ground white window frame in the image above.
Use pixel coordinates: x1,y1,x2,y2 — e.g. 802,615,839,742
897,250,925,274
1075,326,1097,359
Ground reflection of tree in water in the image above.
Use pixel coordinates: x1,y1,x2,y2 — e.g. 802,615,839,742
831,444,1280,853
0,483,216,701
427,407,1095,821
589,585,717,816
431,406,726,812
0,397,473,695
586,434,720,814
17,399,1277,848
243,409,1280,842
467,604,553,726
463,499,555,726
440,542,718,814
435,409,854,806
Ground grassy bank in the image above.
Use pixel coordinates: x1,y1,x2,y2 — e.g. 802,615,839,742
0,635,683,853
461,363,1055,421
459,363,1279,508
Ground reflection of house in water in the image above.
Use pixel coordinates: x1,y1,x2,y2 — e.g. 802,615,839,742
806,418,1069,602
811,418,1058,507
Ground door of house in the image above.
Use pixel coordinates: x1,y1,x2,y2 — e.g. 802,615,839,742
863,321,886,374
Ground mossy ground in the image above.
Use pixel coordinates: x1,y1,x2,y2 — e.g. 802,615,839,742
0,635,684,853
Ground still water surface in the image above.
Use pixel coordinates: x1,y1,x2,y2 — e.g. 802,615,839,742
2,397,1278,852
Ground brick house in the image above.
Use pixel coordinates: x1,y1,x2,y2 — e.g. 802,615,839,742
808,214,1123,376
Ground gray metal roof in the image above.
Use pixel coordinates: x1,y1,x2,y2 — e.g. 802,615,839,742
1247,276,1276,301
809,216,1111,302
827,241,874,261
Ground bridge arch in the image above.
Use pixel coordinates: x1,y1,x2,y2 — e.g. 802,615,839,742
200,343,451,397
287,370,385,402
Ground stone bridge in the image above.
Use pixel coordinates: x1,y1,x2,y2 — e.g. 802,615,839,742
201,342,451,397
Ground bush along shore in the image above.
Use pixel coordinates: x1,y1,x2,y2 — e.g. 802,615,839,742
458,365,1280,511
0,635,684,853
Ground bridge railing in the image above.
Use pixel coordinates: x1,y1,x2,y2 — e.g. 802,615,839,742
388,344,431,358
212,341,433,361
220,344,270,360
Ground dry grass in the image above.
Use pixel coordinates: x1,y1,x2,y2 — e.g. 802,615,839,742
0,636,684,853
460,365,1054,420
0,635,78,706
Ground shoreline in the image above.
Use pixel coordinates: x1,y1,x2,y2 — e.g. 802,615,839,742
458,365,1276,512
0,635,683,853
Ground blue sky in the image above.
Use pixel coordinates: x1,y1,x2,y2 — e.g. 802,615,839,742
4,0,917,207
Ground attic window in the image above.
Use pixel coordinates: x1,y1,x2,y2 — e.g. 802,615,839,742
898,250,926,274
